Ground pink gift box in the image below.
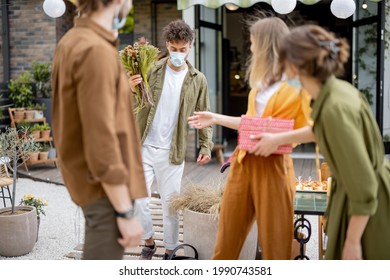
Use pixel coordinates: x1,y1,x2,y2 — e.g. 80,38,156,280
238,116,295,155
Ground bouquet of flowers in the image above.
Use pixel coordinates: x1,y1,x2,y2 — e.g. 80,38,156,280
20,194,48,218
119,37,160,113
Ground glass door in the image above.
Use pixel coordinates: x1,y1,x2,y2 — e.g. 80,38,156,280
352,0,386,148
195,6,223,143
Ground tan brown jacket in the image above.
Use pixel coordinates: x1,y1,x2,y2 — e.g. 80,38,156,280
51,18,147,207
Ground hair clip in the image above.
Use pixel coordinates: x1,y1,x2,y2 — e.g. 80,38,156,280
318,40,340,59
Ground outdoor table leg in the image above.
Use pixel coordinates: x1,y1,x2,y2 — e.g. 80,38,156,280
294,214,311,260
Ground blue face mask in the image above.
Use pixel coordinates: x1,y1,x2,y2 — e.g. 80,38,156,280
169,51,187,67
112,4,127,30
286,75,302,91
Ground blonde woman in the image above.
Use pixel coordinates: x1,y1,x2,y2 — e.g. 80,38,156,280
188,17,311,260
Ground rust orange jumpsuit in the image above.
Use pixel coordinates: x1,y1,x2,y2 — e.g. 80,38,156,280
212,82,311,260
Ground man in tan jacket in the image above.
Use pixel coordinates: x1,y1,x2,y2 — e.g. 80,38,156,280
51,0,147,260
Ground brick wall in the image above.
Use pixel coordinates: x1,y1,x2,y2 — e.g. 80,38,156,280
134,0,181,51
0,12,3,81
4,0,75,80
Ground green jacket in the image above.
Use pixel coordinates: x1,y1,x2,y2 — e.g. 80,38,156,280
136,57,213,164
311,76,390,259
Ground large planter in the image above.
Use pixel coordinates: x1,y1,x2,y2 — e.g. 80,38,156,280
183,209,258,260
0,206,38,257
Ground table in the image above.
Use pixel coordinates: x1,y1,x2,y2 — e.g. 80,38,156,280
293,190,328,260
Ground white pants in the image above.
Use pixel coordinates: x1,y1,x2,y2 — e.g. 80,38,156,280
135,145,184,250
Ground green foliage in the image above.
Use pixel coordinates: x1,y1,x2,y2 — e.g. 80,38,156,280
8,71,34,108
383,134,390,142
30,124,41,132
16,120,31,131
34,103,46,111
38,142,50,152
19,194,48,218
40,123,50,131
31,61,52,98
0,127,39,214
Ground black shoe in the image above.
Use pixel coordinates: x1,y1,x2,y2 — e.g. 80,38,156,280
163,252,176,260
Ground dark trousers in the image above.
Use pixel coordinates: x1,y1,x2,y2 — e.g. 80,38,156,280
82,197,124,260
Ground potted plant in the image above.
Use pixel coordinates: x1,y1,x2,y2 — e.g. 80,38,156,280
31,61,52,125
8,71,34,109
39,143,50,160
40,123,51,139
30,123,41,140
0,127,39,257
19,194,48,242
33,103,45,119
25,103,35,120
170,184,258,260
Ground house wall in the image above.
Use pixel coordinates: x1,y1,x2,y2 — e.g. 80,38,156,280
134,0,182,51
2,0,75,81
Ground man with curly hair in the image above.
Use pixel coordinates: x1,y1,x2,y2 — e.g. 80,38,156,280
128,19,213,260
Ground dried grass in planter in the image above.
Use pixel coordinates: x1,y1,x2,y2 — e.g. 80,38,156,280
169,182,224,221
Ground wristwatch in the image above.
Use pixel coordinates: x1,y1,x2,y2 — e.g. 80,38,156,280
114,205,135,219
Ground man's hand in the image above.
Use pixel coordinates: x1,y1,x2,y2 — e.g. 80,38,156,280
197,154,211,165
127,73,143,93
116,217,144,249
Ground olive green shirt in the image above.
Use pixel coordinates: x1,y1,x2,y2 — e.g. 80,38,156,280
136,57,213,164
311,76,390,259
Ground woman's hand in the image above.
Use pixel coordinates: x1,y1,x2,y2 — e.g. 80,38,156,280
188,111,215,129
127,73,142,93
248,133,281,157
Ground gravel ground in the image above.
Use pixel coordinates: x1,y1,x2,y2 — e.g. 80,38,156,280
0,178,321,260
0,178,85,260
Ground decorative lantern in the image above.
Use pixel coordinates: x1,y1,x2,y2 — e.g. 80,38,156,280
330,0,356,19
43,0,66,18
225,3,239,11
271,0,297,15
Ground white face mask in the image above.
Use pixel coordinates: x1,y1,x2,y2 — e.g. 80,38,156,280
112,3,127,30
169,51,187,67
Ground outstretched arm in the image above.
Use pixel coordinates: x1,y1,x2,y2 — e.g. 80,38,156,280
188,111,241,130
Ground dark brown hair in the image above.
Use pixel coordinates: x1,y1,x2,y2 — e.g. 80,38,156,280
279,25,350,83
162,19,194,44
77,0,113,15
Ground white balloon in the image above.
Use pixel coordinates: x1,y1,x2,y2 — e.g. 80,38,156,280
43,0,66,18
330,0,356,19
271,0,297,15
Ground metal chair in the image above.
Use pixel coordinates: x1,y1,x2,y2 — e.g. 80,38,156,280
0,163,13,207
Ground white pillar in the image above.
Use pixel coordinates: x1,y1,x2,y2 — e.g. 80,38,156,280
182,7,196,66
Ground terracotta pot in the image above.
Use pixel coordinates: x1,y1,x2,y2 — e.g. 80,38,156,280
183,209,258,260
28,152,39,162
39,151,49,161
31,130,40,140
40,130,50,139
14,110,25,121
25,110,35,120
0,206,38,257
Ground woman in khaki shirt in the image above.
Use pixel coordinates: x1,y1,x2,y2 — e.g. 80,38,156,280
257,25,390,260
52,0,147,259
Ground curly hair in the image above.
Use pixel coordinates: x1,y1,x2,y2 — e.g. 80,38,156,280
162,19,194,44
